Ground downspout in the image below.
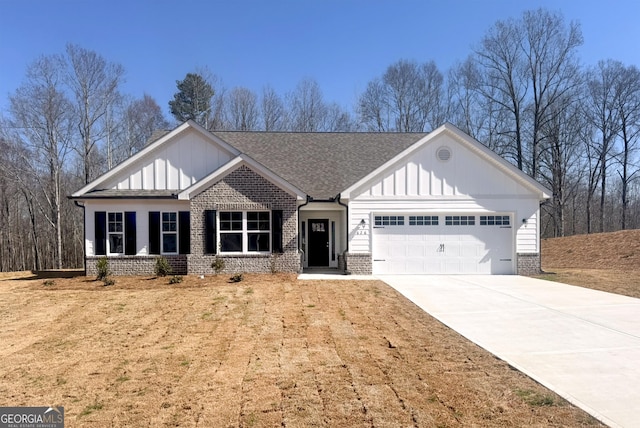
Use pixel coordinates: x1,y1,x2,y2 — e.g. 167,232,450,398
335,193,349,253
73,200,87,275
297,196,311,269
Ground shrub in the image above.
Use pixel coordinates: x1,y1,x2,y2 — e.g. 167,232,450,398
169,275,183,284
43,279,55,287
96,257,110,281
211,256,225,274
230,273,243,283
154,256,172,277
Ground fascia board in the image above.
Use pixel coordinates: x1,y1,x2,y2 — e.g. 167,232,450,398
71,120,241,198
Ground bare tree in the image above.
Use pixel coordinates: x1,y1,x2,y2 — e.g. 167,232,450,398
66,44,125,184
521,9,583,179
260,86,285,131
359,60,444,132
538,90,586,237
358,78,390,131
287,78,327,132
584,60,625,232
474,18,528,170
615,65,640,229
116,94,168,163
226,87,259,130
7,54,74,269
324,103,359,131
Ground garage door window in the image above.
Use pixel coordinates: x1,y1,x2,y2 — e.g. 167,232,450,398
374,215,404,226
409,215,438,226
480,215,510,226
445,215,475,226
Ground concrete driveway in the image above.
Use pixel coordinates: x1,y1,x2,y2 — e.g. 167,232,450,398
379,275,640,428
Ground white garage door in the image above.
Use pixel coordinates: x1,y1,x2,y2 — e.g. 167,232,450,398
372,214,514,274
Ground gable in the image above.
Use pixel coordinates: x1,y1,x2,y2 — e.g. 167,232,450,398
103,128,235,191
72,121,240,198
347,124,550,200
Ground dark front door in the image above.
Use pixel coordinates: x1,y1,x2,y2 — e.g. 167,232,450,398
308,219,329,266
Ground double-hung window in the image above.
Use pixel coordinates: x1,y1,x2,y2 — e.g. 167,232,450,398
219,211,270,253
108,212,124,254
162,212,178,253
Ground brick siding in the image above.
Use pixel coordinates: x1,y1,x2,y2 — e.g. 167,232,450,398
516,253,542,275
344,252,372,275
188,165,300,274
86,255,187,276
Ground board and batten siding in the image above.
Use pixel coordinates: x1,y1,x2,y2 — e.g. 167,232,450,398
105,129,234,191
84,200,190,256
346,133,543,256
359,136,532,199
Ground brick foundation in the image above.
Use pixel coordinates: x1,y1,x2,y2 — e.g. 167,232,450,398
86,255,187,276
344,252,372,275
517,253,542,275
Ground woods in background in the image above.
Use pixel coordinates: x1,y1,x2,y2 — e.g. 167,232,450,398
1,8,638,271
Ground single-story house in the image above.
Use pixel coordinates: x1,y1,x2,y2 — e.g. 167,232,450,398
71,120,550,276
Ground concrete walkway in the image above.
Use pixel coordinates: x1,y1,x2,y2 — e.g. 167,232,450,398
379,275,640,428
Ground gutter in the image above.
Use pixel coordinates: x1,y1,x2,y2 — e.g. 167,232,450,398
73,200,87,275
335,194,349,253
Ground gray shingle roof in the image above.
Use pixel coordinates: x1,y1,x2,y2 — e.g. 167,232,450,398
212,132,428,199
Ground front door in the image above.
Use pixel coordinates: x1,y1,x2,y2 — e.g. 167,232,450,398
308,219,329,266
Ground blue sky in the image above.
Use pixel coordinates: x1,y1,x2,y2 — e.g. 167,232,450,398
1,0,639,118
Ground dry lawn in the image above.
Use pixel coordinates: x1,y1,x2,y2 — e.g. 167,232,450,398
0,273,603,427
541,229,640,298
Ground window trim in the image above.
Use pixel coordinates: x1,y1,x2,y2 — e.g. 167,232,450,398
479,215,511,226
408,215,439,226
161,211,179,255
218,211,271,254
107,212,124,255
444,215,475,226
374,215,405,226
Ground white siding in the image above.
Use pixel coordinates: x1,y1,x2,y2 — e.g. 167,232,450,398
346,132,543,259
104,128,235,191
84,200,189,257
352,134,532,199
348,197,540,254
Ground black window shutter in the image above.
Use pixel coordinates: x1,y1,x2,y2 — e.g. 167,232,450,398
149,211,161,255
204,210,217,254
179,211,190,254
272,210,283,253
124,212,137,255
95,211,106,256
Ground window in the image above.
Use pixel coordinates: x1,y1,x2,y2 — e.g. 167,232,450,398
162,212,178,253
374,215,405,226
409,215,438,226
108,212,123,254
220,211,270,253
445,215,475,226
480,215,510,226
247,212,270,252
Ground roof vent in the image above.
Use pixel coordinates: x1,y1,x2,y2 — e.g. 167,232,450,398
436,147,452,162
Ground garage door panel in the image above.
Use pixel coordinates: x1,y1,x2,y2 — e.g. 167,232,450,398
372,213,514,275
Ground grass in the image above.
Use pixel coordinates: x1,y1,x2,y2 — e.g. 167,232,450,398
516,389,556,406
0,273,605,427
79,402,103,417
